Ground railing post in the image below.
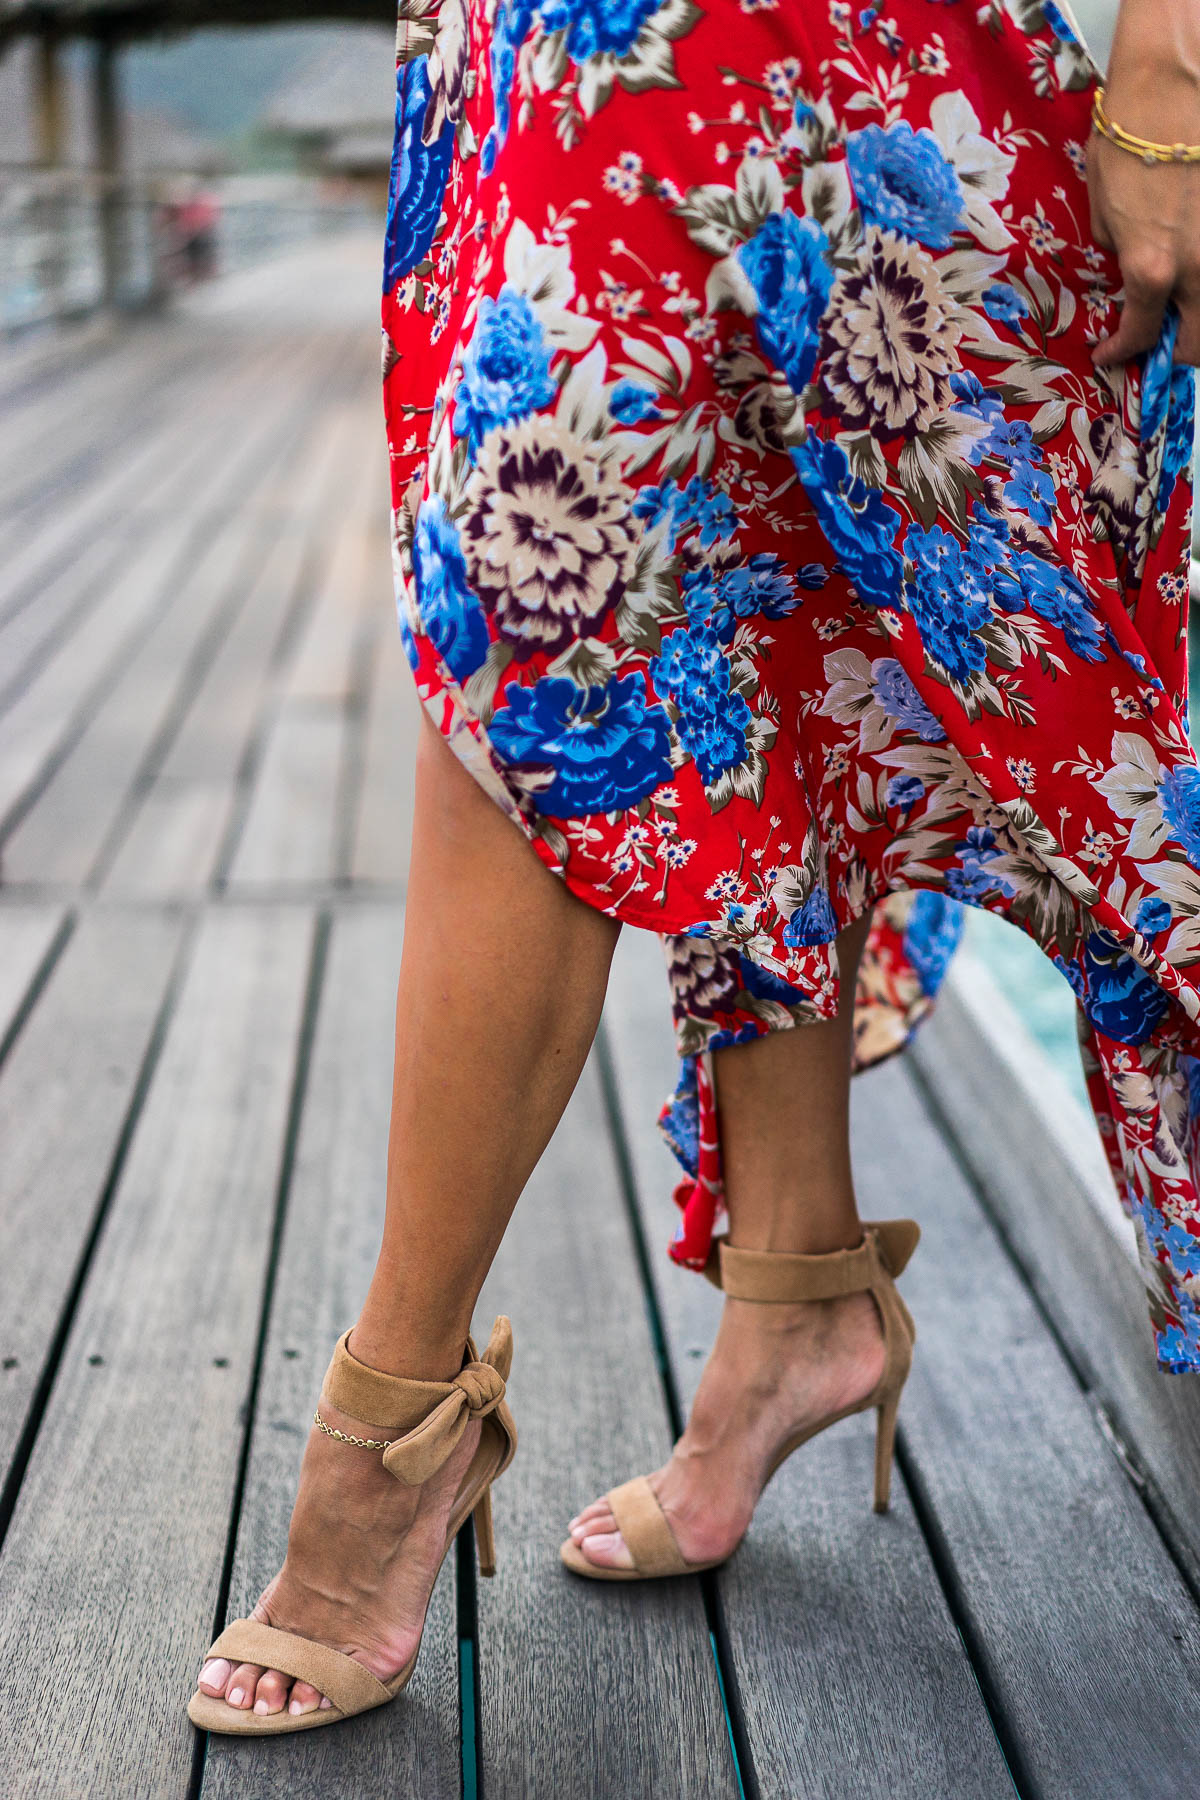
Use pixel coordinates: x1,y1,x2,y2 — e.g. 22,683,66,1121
35,26,70,319
93,33,127,311
35,28,66,167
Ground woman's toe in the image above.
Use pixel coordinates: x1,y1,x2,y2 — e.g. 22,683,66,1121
252,1669,292,1715
580,1528,635,1571
197,1658,231,1696
288,1681,324,1716
225,1663,265,1710
569,1500,615,1541
574,1505,617,1542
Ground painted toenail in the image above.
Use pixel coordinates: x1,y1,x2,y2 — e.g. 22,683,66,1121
227,1687,244,1707
254,1698,271,1715
199,1659,227,1687
319,1697,333,1710
289,1699,305,1715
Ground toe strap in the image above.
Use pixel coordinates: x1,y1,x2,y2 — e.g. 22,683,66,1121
207,1619,393,1716
606,1477,691,1578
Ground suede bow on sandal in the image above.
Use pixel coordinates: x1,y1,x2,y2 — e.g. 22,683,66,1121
561,1220,918,1582
188,1315,516,1736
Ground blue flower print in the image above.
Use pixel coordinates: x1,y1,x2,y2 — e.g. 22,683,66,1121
384,57,455,292
887,773,926,809
738,211,834,395
952,370,1006,442
659,1056,700,1177
782,883,838,947
452,290,557,459
653,624,752,785
489,673,672,816
1004,458,1056,527
1140,308,1179,440
981,416,1039,469
903,892,965,997
792,432,904,610
1157,1322,1200,1375
1010,554,1104,662
1042,2,1079,43
1053,952,1087,1003
944,826,1015,904
736,955,810,1005
412,497,490,681
632,478,686,548
1160,764,1200,862
873,659,947,743
982,283,1030,327
903,522,992,685
1160,364,1196,512
482,0,535,173
682,553,810,641
689,480,738,549
1158,1222,1200,1280
610,380,660,424
633,477,736,553
1135,896,1173,938
1078,928,1169,1045
845,121,965,249
538,0,661,62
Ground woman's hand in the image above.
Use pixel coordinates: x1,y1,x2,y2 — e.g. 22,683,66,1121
1088,0,1200,367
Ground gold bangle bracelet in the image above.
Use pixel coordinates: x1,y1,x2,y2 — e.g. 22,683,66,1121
1092,87,1200,166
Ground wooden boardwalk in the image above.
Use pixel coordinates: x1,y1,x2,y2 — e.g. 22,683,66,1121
2,234,1200,1800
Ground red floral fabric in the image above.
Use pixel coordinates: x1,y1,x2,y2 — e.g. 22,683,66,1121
383,0,1200,1371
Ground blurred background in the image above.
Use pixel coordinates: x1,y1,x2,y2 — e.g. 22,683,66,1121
0,6,395,331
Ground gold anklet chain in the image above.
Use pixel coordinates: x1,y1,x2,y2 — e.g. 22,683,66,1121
313,1407,395,1450
1092,86,1200,166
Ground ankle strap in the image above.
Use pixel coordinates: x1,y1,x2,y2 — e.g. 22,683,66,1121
320,1314,513,1487
712,1220,920,1302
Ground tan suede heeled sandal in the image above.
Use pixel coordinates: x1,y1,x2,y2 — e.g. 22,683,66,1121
560,1220,918,1582
188,1315,516,1736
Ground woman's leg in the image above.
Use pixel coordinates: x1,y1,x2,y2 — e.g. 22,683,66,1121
199,711,621,1715
569,913,885,1570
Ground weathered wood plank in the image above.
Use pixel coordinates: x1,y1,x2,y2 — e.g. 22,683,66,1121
855,1052,1200,1800
0,905,67,1050
476,1058,740,1800
202,907,461,1800
282,412,386,706
0,520,194,835
220,389,386,892
0,325,283,626
0,907,182,1487
604,930,1013,1800
99,526,311,898
1,514,265,887
0,907,314,1800
223,703,345,890
913,952,1200,1593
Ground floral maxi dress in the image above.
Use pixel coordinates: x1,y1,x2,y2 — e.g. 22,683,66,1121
382,0,1200,1373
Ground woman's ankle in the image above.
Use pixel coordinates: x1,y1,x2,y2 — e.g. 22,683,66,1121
723,1199,865,1258
346,1318,467,1384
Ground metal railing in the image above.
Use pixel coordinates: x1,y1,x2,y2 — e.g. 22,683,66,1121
0,166,380,334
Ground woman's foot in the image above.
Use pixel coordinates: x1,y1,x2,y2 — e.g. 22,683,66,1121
195,1403,480,1716
566,1289,885,1572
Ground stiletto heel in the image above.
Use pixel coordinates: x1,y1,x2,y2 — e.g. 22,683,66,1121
188,1316,517,1734
561,1220,920,1581
474,1485,497,1577
873,1390,901,1513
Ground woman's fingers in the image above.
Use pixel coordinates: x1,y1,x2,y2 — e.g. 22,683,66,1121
1093,248,1175,367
